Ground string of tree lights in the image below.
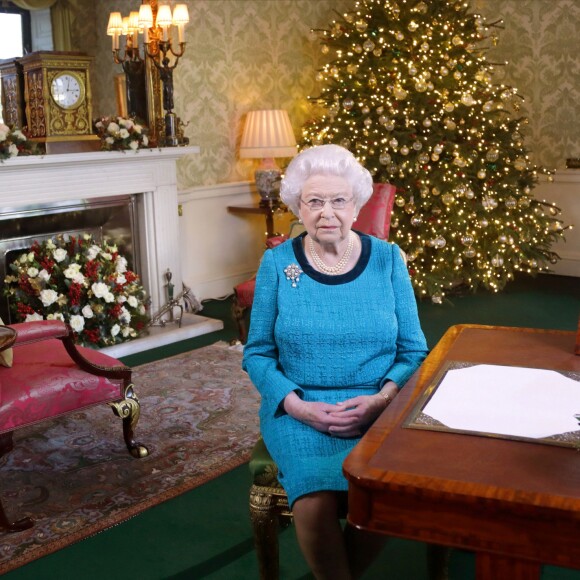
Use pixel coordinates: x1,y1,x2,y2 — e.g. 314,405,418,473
302,0,568,303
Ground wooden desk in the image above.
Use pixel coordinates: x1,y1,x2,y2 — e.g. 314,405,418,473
344,325,580,580
227,203,287,239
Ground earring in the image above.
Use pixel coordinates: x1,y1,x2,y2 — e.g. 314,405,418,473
298,218,303,224
353,216,357,222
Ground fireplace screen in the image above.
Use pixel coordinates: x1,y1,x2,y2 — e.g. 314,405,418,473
0,195,141,323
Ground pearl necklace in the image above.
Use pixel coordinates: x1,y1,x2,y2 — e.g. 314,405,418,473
308,232,355,275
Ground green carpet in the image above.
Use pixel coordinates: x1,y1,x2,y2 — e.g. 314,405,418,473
4,274,580,580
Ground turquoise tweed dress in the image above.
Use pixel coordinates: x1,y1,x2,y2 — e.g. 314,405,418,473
242,233,428,507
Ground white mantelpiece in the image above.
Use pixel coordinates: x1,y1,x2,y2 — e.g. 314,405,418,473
0,148,223,356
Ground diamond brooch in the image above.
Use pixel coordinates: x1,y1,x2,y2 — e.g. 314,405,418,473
284,263,303,287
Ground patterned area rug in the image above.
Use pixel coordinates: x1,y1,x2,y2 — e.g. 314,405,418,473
0,342,259,575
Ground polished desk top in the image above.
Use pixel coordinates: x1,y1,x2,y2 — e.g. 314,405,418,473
343,324,580,574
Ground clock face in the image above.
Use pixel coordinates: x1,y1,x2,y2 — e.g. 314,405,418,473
50,72,84,110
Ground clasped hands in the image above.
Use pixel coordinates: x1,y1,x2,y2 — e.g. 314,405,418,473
283,381,398,438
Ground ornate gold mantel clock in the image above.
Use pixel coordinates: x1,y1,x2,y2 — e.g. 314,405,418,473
19,51,99,153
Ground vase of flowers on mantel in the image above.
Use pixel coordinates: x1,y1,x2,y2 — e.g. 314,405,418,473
3,234,150,348
0,123,39,161
93,115,152,152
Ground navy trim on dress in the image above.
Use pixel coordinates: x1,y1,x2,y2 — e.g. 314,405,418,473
292,231,371,285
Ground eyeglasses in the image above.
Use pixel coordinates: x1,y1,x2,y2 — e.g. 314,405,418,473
299,196,354,211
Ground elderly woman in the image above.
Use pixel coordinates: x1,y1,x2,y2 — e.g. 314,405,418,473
242,144,428,579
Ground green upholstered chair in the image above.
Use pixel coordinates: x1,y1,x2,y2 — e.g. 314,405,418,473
248,437,450,580
248,438,292,580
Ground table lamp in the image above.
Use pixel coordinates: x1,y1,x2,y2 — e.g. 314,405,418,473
239,109,297,207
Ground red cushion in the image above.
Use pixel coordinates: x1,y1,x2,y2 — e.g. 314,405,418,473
356,183,397,240
266,235,287,249
0,339,124,433
234,279,256,308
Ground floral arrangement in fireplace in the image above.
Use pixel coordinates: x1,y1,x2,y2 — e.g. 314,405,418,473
3,234,150,348
0,123,38,161
94,116,151,152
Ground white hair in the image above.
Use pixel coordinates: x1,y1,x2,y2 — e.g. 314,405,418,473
280,144,373,215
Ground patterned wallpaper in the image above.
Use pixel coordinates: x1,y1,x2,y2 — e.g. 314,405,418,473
473,0,579,171
71,0,576,187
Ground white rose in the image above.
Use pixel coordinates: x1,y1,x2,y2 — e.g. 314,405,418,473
46,239,56,250
115,256,128,273
40,289,59,307
117,295,127,303
53,248,67,262
104,292,115,303
38,269,51,282
24,312,43,322
119,306,131,324
105,136,115,145
95,121,104,129
134,124,142,134
127,296,138,308
28,252,35,262
119,128,130,139
91,282,109,298
111,324,120,337
72,272,85,284
139,305,146,315
82,304,94,318
83,233,91,241
69,314,85,332
27,267,39,277
142,135,149,146
129,140,139,151
19,254,27,263
8,143,18,157
102,252,112,261
107,122,120,133
64,264,81,279
116,274,127,285
87,245,101,260
122,327,131,337
0,123,8,141
122,119,134,130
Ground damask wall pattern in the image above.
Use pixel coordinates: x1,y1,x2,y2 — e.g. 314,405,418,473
474,0,579,170
72,0,576,187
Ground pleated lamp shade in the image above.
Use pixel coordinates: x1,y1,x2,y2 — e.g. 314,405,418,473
239,110,297,159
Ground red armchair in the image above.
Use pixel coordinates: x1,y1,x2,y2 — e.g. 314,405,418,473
0,320,148,532
232,183,397,343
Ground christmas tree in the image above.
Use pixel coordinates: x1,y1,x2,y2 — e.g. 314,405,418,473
302,0,566,302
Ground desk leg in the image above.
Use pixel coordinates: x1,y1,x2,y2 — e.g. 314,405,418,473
476,553,541,580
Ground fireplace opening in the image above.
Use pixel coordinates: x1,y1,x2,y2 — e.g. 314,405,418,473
1,195,141,323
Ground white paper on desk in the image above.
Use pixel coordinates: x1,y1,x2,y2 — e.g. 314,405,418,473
422,364,580,439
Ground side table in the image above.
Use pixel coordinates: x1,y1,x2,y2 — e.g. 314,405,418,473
227,202,288,239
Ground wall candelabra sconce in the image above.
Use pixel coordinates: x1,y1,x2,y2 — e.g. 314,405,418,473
107,1,190,147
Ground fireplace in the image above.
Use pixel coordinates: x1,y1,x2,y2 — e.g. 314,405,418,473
0,195,140,323
0,148,222,356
